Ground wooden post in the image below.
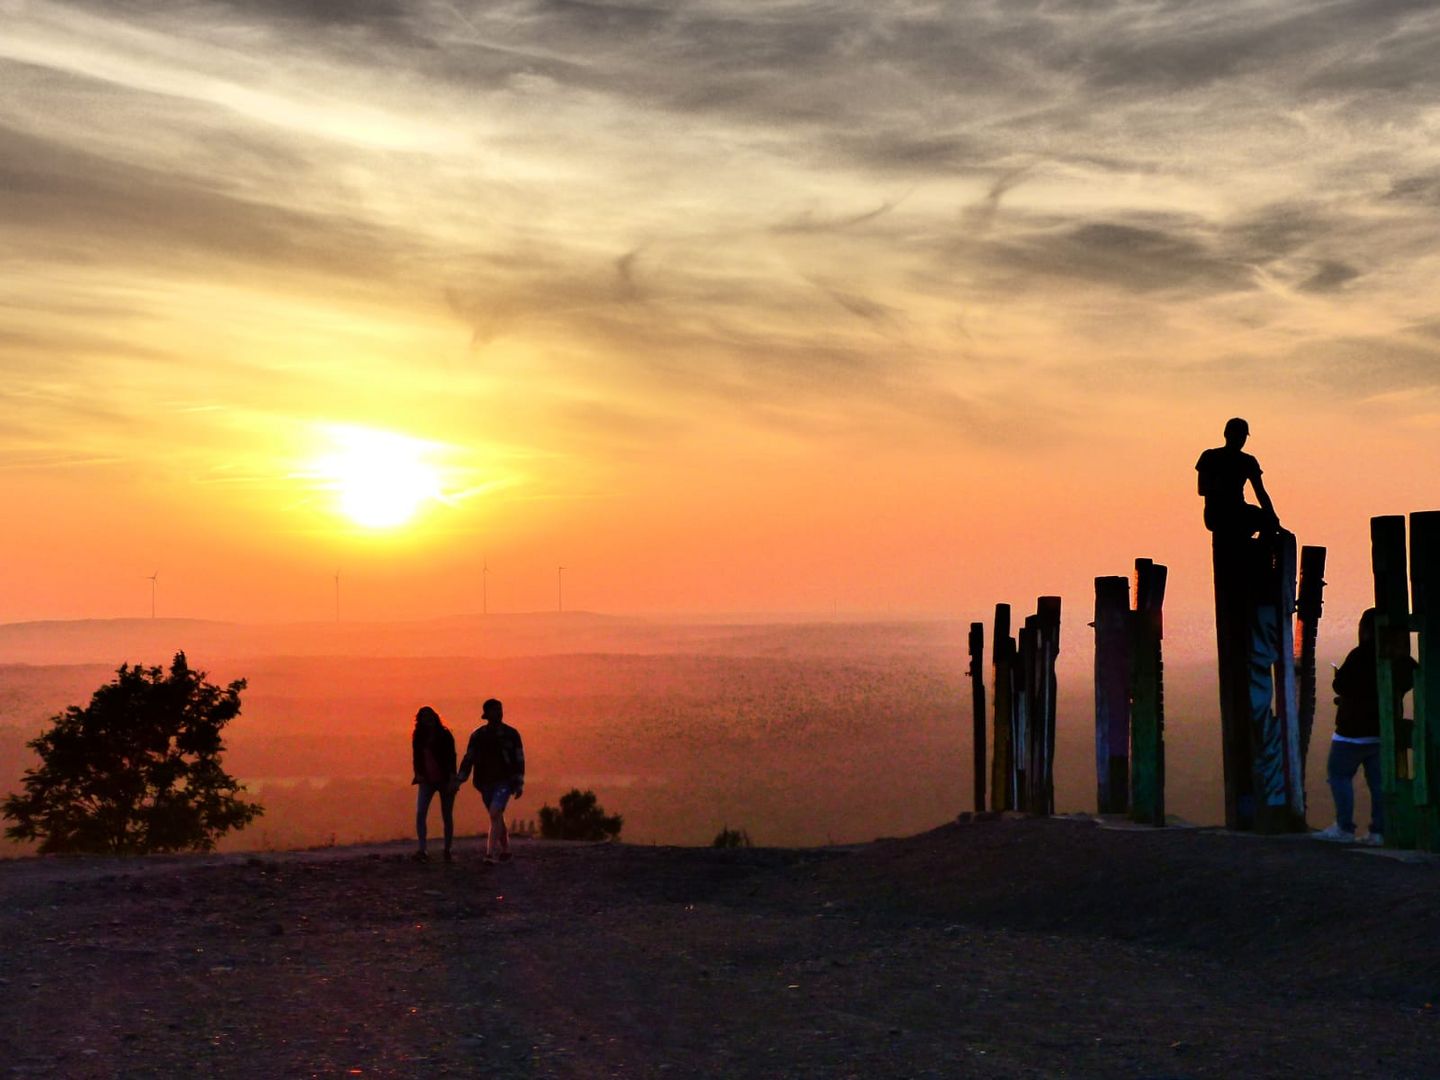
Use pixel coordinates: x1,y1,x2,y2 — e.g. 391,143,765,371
1034,596,1061,816
1410,511,1440,851
1295,546,1327,789
1372,516,1416,848
1268,530,1306,831
990,604,1014,812
1212,534,1256,829
1016,619,1036,813
969,621,987,814
1130,560,1167,826
1094,576,1131,814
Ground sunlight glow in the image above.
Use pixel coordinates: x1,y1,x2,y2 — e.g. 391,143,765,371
309,425,445,529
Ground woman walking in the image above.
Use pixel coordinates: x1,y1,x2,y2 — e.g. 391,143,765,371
411,706,458,862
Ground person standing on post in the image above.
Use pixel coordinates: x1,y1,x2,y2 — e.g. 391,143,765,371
455,698,525,865
1195,417,1280,539
1315,609,1415,846
411,706,458,862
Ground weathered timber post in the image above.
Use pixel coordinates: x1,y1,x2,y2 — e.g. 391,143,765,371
1130,560,1167,826
1295,546,1327,788
1371,516,1416,848
1212,533,1257,829
1410,512,1440,851
1033,597,1061,816
990,604,1014,812
1094,576,1131,814
969,621,987,814
1265,530,1307,832
1016,619,1036,812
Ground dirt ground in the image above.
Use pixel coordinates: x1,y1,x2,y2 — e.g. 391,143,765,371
2,815,1438,1079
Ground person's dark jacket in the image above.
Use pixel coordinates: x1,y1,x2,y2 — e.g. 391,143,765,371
1333,645,1416,740
411,724,457,786
457,722,525,792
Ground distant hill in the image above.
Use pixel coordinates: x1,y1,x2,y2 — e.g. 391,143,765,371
0,613,990,665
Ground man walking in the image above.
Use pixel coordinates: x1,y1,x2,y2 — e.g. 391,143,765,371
455,698,525,864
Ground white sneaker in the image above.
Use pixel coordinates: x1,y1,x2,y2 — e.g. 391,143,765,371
1363,832,1385,847
1313,823,1356,842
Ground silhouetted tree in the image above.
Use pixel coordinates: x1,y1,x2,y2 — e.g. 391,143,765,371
711,825,752,849
2,652,262,854
538,788,622,841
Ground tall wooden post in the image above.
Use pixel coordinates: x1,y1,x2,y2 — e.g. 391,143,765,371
1016,619,1036,812
1372,516,1416,848
1265,531,1307,831
1213,534,1256,829
1094,576,1131,814
990,604,1014,812
969,621,987,814
1034,596,1061,817
1295,546,1327,788
1130,560,1167,826
1409,511,1440,850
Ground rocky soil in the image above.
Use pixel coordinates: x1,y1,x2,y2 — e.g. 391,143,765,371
2,816,1438,1078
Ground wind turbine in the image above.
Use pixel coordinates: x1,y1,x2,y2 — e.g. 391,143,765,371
557,565,565,613
334,571,340,623
483,557,489,616
146,572,158,619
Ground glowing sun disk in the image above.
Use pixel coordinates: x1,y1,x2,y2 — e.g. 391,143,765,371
311,426,444,528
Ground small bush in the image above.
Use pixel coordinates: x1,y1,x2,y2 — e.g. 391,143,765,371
712,826,752,849
538,789,622,841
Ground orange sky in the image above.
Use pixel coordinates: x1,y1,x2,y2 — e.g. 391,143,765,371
2,1,1439,654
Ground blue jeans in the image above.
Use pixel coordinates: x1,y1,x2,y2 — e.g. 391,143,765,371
1327,740,1383,835
416,782,456,851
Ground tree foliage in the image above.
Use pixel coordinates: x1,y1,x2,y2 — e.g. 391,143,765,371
712,825,752,849
538,788,622,842
2,652,263,854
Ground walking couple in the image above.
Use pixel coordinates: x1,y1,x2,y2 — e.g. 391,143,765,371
411,698,525,864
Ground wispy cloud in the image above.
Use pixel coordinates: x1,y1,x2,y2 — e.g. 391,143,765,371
5,0,1440,469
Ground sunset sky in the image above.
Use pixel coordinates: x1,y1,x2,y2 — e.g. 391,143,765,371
3,0,1439,642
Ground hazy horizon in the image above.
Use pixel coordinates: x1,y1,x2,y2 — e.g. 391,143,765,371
2,0,1437,633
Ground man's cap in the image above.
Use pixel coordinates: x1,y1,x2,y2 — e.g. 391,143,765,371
482,698,503,720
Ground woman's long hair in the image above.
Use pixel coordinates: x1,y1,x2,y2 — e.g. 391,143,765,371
413,705,446,740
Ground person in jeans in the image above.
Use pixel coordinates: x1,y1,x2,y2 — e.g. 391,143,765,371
1315,610,1414,846
411,706,458,862
455,698,525,865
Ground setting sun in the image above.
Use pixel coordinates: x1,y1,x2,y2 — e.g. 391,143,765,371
309,425,445,529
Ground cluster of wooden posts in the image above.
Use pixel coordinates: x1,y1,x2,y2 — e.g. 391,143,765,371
1094,559,1168,826
1371,512,1440,851
963,510,1438,846
968,598,1061,816
966,567,1170,824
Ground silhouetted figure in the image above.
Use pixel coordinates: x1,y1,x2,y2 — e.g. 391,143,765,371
455,698,525,865
411,706,457,862
1195,417,1279,538
1315,610,1415,845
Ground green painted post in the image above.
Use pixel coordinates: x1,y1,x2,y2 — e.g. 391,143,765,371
1409,512,1440,851
990,603,1014,812
1095,576,1131,814
1130,559,1167,826
1371,516,1416,849
969,622,987,814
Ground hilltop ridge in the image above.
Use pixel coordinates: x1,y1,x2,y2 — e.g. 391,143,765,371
2,816,1436,1078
